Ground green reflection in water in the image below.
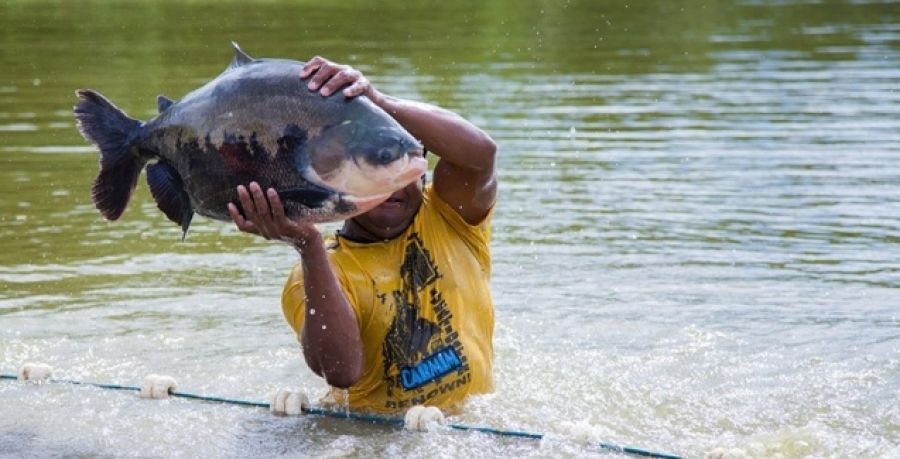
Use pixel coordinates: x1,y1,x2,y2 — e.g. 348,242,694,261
0,0,896,273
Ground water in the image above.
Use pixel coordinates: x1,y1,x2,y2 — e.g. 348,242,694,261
1,0,898,457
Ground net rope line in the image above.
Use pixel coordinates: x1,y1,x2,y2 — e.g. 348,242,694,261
1,373,682,459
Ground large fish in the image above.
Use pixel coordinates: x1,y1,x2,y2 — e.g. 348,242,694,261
74,43,427,238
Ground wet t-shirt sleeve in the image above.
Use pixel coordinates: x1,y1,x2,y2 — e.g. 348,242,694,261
281,247,363,339
427,186,494,275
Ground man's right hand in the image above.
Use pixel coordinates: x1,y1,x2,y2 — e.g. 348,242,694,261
228,182,322,249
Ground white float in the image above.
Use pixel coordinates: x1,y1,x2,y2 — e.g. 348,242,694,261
139,374,178,399
404,405,445,431
704,447,750,459
17,362,53,381
269,388,309,415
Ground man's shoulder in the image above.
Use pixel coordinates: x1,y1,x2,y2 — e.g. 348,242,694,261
420,184,493,240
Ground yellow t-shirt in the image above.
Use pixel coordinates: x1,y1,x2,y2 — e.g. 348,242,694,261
281,185,494,414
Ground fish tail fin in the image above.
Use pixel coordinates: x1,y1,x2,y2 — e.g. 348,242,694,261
74,89,145,220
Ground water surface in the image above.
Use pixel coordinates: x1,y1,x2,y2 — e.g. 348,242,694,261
1,0,898,457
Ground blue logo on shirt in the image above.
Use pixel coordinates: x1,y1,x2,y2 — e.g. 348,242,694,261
399,346,462,390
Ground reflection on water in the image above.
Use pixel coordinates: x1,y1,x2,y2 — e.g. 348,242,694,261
1,0,898,457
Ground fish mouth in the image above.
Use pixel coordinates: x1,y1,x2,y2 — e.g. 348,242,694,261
394,155,427,183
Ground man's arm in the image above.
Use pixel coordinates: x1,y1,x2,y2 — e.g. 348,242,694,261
228,183,363,388
293,232,364,388
375,96,498,225
304,57,498,224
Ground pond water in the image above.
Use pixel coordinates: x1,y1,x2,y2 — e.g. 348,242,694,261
1,0,898,457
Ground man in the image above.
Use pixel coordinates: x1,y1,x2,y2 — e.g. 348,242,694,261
228,56,497,418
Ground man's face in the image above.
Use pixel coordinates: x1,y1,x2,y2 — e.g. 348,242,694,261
349,176,425,239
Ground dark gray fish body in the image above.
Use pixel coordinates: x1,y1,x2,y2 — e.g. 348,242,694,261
74,43,426,238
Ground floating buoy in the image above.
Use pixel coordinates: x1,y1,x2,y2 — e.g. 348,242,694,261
17,362,53,381
704,447,750,459
557,420,601,445
404,405,446,431
139,374,178,399
269,388,309,416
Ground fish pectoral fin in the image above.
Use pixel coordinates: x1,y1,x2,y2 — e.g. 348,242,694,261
146,160,194,240
157,95,176,113
278,187,335,209
179,209,193,242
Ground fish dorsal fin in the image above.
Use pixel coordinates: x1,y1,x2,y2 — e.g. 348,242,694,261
157,95,175,113
228,41,254,70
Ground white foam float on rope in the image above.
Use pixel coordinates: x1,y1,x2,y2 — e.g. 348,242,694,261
269,388,309,416
556,419,606,445
139,374,178,399
17,362,53,381
404,405,446,431
703,447,751,459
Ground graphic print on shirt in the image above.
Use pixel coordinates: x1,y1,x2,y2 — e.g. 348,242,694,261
381,232,470,409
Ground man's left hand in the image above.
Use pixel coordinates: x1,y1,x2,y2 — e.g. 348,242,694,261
299,56,382,102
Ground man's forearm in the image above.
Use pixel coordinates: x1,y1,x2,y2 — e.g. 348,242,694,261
373,93,496,172
298,237,364,388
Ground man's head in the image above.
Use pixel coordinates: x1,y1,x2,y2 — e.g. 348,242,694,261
342,174,425,241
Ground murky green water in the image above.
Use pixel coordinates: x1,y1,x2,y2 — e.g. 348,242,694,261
1,0,898,457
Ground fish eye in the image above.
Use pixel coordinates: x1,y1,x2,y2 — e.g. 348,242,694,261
375,147,395,165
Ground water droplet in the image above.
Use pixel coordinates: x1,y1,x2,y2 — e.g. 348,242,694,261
321,325,327,330
309,308,316,315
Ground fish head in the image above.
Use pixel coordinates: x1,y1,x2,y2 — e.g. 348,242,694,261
303,118,427,198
